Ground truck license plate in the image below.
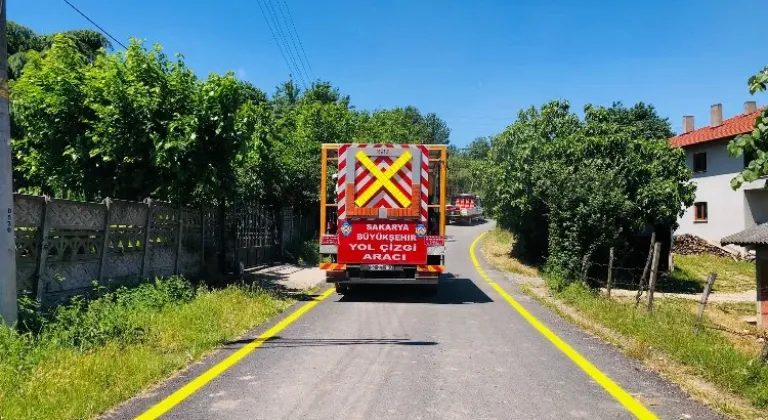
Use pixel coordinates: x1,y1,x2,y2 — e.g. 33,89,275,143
363,264,394,271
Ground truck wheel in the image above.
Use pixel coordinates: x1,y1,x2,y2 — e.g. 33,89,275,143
335,283,347,294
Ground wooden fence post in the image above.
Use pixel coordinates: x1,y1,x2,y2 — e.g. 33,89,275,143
760,340,768,364
280,207,286,258
669,230,675,273
98,198,112,282
33,196,51,303
217,204,226,274
200,205,206,273
694,272,717,335
647,241,662,312
635,232,657,309
607,247,614,298
174,208,184,275
140,198,153,278
580,253,590,280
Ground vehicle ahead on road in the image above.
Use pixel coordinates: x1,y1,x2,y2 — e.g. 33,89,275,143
447,193,483,225
318,144,448,294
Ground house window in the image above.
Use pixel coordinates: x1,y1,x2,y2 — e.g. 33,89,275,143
694,202,708,222
693,152,707,173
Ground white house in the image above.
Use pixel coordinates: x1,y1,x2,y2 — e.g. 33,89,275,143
670,101,766,252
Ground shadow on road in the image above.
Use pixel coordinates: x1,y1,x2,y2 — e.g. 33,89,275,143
336,274,493,304
223,336,438,349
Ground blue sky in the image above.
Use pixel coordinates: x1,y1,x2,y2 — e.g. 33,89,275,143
10,0,768,146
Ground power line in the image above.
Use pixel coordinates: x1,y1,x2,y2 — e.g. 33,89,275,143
61,0,128,50
275,0,312,84
263,0,308,89
277,0,314,82
255,0,304,88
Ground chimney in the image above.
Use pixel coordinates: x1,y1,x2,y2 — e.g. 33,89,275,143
745,101,758,113
710,103,723,126
682,115,695,133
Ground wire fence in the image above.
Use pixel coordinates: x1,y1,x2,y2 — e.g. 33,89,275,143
581,241,768,361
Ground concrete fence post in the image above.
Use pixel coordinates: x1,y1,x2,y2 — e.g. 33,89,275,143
33,196,52,304
98,198,112,282
174,208,184,275
200,205,206,273
140,198,153,278
606,247,614,298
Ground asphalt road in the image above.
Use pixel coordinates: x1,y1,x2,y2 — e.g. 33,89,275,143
111,221,722,420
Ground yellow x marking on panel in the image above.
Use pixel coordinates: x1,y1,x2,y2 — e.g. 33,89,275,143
354,150,412,208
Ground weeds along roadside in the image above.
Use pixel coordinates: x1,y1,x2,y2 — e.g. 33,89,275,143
0,276,294,420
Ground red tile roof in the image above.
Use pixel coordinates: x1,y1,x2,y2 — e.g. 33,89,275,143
669,108,764,148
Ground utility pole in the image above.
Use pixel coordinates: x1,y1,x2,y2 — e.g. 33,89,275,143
0,0,18,327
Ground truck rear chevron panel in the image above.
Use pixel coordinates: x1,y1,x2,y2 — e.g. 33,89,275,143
337,144,428,222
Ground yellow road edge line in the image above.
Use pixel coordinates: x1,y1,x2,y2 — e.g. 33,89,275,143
469,232,659,420
135,287,336,420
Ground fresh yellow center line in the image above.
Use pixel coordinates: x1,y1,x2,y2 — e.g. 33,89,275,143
469,231,659,420
135,287,336,420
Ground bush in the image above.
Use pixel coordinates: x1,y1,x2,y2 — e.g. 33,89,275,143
287,238,321,265
483,101,694,281
13,276,196,350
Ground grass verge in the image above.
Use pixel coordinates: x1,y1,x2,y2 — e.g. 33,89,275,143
555,285,768,411
670,254,755,293
482,229,768,418
0,277,294,420
482,228,539,277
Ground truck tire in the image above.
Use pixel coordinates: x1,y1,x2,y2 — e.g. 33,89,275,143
335,283,348,294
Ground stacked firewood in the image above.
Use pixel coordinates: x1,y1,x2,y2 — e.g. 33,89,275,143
673,234,753,261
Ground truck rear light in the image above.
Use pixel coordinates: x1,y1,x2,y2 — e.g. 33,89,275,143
416,265,443,273
319,263,346,270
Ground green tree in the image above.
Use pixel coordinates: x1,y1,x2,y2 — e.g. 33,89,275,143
483,100,694,279
359,106,449,145
446,137,489,198
11,35,91,197
728,65,768,189
83,39,198,201
8,21,111,80
603,101,675,140
184,71,270,204
9,25,453,213
8,22,42,56
423,112,450,144
466,136,491,159
483,100,581,261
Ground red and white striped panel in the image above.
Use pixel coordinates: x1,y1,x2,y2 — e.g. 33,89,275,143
337,144,428,222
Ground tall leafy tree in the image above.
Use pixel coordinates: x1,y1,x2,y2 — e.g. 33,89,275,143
83,39,198,201
8,21,111,80
728,65,768,189
423,112,450,144
466,136,491,159
603,101,675,140
9,23,453,212
483,100,694,278
11,35,91,197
